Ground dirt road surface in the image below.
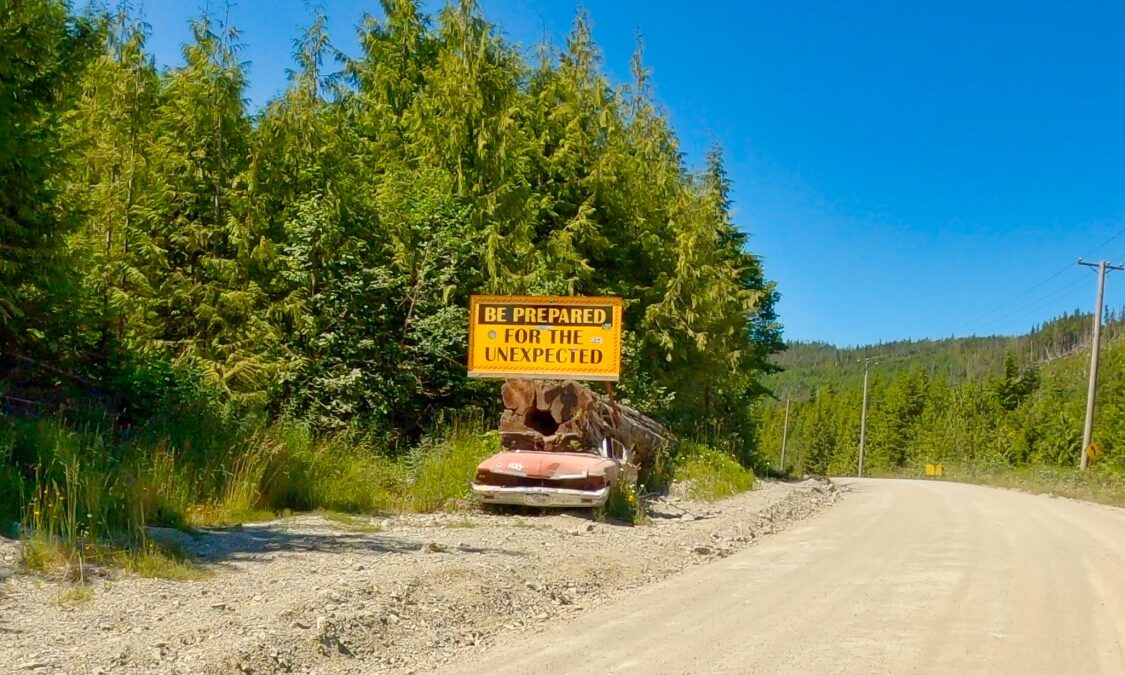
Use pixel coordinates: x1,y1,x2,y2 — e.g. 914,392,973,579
439,478,1125,674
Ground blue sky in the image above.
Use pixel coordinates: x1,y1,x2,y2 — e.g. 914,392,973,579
113,0,1125,346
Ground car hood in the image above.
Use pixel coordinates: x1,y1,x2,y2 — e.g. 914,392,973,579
476,450,617,479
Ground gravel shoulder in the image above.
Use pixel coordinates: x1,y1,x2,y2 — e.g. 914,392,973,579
0,479,841,674
436,478,1125,675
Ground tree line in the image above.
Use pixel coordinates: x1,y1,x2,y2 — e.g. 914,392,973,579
755,312,1125,477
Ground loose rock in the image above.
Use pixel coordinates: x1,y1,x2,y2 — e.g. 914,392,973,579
0,479,841,675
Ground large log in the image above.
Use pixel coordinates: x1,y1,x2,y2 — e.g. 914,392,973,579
498,379,675,474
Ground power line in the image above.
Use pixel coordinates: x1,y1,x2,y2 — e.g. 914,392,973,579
1084,221,1125,258
975,273,1090,333
955,262,1075,333
956,223,1125,334
970,271,1089,335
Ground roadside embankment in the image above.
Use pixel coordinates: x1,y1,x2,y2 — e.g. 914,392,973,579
0,479,840,674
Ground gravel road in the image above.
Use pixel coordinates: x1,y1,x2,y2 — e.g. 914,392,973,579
439,478,1125,674
0,479,839,674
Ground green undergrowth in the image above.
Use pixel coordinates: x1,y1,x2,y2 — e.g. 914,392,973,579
400,421,499,512
601,479,646,524
19,529,209,582
1,410,498,581
602,440,758,522
865,462,1125,508
3,404,769,575
671,441,757,501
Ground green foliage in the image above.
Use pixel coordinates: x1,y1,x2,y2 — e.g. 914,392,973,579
5,417,210,579
256,422,405,514
673,441,756,501
994,352,1040,411
3,1,782,564
942,462,1125,508
601,479,645,524
758,311,1125,485
0,0,95,351
403,417,500,512
27,1,782,442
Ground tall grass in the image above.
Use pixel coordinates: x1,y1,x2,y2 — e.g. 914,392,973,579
256,421,405,514
401,414,500,512
3,399,770,580
1,407,503,578
5,419,204,580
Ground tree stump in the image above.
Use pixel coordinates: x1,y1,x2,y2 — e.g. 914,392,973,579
498,379,674,473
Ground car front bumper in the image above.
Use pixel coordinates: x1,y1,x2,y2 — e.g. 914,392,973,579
471,483,610,508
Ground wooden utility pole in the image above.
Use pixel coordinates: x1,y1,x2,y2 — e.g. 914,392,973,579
1078,259,1124,469
780,397,791,472
858,358,875,477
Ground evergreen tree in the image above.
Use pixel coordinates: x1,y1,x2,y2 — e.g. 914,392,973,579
60,8,163,363
5,0,787,457
0,0,94,353
153,12,274,399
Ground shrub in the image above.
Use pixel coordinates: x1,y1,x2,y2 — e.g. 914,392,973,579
673,442,756,501
601,479,645,524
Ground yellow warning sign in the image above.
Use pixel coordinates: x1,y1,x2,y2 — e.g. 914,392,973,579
1085,442,1102,461
925,463,944,478
468,295,623,381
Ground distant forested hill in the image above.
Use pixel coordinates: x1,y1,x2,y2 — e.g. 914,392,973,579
754,310,1125,478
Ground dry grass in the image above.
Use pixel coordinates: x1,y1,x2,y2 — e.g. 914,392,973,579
315,510,384,533
56,584,94,606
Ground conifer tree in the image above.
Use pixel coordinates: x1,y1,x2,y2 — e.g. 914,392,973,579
153,12,272,398
60,7,163,363
523,11,616,294
0,0,94,353
403,0,534,290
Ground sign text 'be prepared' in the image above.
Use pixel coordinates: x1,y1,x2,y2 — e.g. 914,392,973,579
468,295,622,381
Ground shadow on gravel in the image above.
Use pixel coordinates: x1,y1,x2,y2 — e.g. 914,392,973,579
149,524,525,565
482,504,634,528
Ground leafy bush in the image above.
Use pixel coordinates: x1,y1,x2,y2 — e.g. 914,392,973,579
601,479,645,524
673,442,756,501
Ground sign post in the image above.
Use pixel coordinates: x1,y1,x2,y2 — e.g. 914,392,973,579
468,295,623,381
